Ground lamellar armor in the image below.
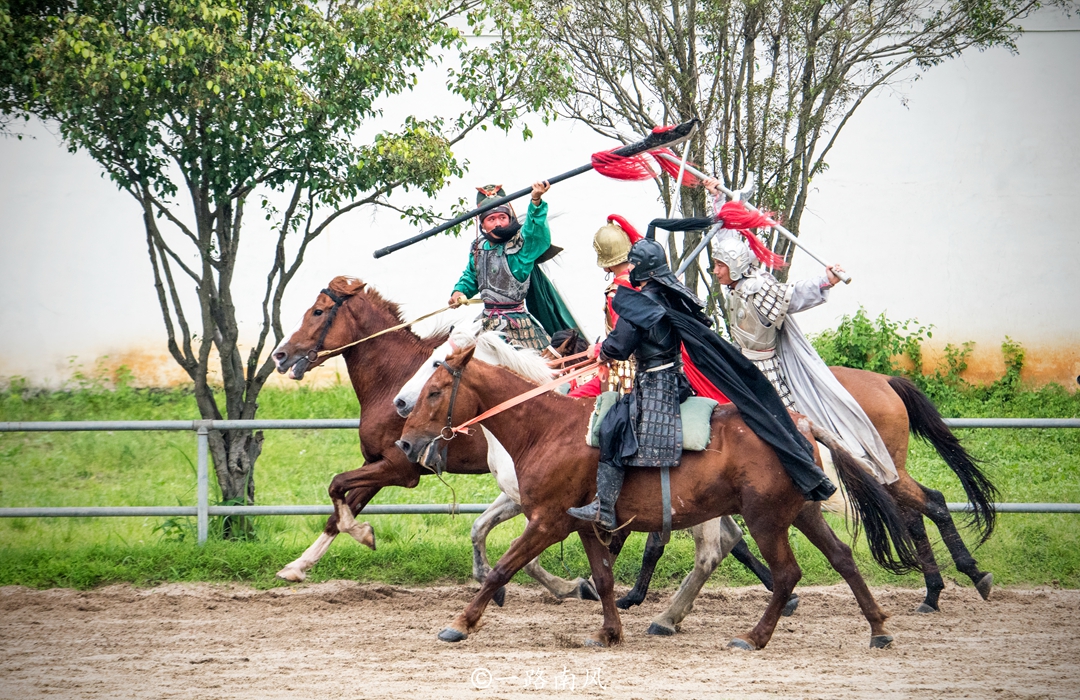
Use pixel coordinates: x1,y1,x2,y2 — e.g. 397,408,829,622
469,235,550,351
726,271,796,408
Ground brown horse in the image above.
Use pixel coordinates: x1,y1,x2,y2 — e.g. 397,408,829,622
619,366,997,628
398,347,922,649
269,277,593,602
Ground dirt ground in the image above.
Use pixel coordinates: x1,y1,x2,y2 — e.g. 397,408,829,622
1,581,1078,700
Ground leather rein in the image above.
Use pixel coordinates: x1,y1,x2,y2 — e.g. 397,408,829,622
305,293,481,362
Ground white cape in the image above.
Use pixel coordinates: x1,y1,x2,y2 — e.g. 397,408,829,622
777,316,898,484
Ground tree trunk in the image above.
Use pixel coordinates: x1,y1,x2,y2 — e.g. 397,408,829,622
208,428,263,539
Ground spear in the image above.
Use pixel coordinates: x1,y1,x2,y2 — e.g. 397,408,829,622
372,120,700,259
653,151,851,284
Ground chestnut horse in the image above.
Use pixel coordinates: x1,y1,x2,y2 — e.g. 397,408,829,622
398,347,921,649
400,326,800,617
619,366,997,630
269,277,593,601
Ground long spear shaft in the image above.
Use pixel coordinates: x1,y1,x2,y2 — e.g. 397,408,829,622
653,152,851,284
373,120,699,259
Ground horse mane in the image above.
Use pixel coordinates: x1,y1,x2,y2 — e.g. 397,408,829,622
326,275,445,343
450,327,554,385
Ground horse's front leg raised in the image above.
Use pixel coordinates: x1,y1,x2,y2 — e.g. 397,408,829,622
439,517,571,642
276,456,418,582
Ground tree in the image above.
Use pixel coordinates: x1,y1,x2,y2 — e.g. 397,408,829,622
534,0,1069,287
2,0,567,532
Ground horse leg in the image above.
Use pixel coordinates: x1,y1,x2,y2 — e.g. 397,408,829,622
921,484,993,600
275,487,367,582
578,527,624,647
728,534,800,616
616,531,666,610
905,506,946,613
648,516,743,635
439,518,570,642
730,514,801,651
793,504,894,648
522,550,600,601
277,457,416,581
470,493,521,607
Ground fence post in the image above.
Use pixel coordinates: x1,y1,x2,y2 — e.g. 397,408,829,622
196,421,211,545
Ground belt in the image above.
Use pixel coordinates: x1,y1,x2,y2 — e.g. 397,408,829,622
483,301,527,328
643,362,676,373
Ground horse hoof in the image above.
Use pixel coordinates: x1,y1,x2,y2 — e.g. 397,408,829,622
727,638,755,651
870,635,894,649
438,628,468,643
578,579,600,602
975,572,993,601
275,567,306,583
616,594,643,610
647,622,676,636
915,602,938,614
492,586,506,608
781,594,800,617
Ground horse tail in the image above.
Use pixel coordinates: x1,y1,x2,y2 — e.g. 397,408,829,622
810,421,922,575
887,375,998,543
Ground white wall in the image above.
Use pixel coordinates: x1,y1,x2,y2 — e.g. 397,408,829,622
1,15,1078,388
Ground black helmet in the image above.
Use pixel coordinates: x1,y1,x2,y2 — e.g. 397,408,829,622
627,238,672,287
627,238,707,315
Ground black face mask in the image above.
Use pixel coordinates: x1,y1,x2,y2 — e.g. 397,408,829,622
481,218,521,244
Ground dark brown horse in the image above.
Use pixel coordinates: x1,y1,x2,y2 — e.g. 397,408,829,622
270,277,591,602
620,366,996,628
398,347,922,649
541,328,799,614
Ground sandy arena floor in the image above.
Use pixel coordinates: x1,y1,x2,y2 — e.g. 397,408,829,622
1,581,1078,699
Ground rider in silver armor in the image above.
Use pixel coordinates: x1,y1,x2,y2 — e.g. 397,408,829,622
710,232,898,483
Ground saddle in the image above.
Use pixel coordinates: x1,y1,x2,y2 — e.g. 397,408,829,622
585,391,718,451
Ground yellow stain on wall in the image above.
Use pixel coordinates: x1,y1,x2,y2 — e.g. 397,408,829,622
4,341,1076,392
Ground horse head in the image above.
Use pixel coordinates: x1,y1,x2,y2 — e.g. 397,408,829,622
396,345,481,465
394,322,553,418
272,276,372,380
393,320,482,418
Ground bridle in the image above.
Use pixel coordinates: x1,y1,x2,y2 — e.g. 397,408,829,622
417,359,466,474
305,288,347,362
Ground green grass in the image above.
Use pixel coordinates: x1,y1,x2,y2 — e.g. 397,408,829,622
1,381,1078,590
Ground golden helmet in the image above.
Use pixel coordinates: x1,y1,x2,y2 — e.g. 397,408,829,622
592,215,641,269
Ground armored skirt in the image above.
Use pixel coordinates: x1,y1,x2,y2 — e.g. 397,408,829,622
479,309,550,351
623,366,685,468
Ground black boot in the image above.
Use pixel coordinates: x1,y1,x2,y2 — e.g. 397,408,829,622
567,462,625,530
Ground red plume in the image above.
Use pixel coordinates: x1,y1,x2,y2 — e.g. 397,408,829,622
590,148,660,181
650,148,702,187
716,201,787,269
606,214,642,243
590,147,701,187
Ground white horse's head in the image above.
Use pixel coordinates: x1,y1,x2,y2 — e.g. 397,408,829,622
392,321,554,417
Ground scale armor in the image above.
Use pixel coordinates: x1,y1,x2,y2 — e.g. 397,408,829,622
472,235,550,351
726,271,796,409
622,367,684,468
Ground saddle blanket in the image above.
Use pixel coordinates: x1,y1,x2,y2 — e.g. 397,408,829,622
585,391,718,451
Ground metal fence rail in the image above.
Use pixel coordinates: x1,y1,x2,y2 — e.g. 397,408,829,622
1,417,1077,543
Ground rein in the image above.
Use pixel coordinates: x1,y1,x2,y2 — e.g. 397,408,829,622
447,360,601,437
307,297,482,361
546,349,592,368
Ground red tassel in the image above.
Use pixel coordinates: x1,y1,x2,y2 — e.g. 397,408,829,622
590,149,660,181
716,201,787,268
606,214,642,243
651,148,702,188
